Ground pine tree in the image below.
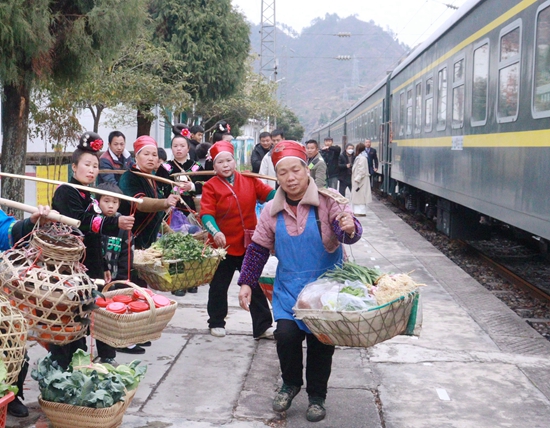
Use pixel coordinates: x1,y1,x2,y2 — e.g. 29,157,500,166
0,0,146,211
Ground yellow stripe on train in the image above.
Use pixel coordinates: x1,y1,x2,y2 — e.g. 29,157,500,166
393,129,550,148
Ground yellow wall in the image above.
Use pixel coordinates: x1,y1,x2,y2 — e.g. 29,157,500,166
35,165,68,206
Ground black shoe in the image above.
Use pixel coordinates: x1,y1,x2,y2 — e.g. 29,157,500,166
187,287,198,293
171,289,186,296
8,397,28,418
116,345,145,354
93,356,119,367
137,341,152,347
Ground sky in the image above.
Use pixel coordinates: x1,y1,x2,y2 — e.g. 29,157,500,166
231,0,470,47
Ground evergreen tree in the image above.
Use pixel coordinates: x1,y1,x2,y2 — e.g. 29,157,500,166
149,0,250,103
0,0,146,209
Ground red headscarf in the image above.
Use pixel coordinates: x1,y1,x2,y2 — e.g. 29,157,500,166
271,140,307,168
209,141,234,162
134,135,157,155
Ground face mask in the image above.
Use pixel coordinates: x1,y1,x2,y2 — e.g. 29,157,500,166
347,149,354,155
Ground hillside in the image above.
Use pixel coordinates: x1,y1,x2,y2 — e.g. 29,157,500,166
249,14,408,134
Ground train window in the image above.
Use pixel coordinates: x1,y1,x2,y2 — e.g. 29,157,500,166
406,87,413,135
414,82,422,134
452,58,465,128
533,2,550,118
425,77,433,132
437,67,447,130
471,41,489,126
497,21,521,123
399,91,405,136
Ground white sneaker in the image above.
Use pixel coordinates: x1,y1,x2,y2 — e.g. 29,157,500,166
255,326,276,340
210,328,226,337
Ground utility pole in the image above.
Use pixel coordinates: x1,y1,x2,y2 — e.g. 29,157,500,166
260,0,277,81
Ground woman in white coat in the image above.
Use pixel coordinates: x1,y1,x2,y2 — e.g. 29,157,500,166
350,142,372,215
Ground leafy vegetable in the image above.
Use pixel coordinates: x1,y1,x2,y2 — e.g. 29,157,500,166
31,349,146,408
321,262,381,286
151,232,212,261
340,285,366,297
0,360,18,397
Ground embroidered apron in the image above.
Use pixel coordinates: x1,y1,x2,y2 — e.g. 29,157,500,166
273,206,343,332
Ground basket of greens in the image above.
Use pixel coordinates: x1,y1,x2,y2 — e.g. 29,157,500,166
33,349,145,428
133,232,226,292
293,262,424,348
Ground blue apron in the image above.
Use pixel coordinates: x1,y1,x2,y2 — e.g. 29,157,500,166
273,206,343,332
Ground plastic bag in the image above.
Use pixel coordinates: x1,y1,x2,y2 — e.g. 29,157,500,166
261,256,279,277
296,279,376,311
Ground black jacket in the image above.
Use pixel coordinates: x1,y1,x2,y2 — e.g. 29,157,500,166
365,147,379,175
320,146,341,179
338,152,354,185
101,213,132,281
52,177,120,279
250,144,271,173
159,158,204,213
119,167,171,250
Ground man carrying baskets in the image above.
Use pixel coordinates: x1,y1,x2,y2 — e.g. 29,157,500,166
238,141,362,423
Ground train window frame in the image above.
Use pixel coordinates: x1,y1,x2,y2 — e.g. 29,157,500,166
497,19,522,124
424,75,434,133
399,90,406,136
471,39,490,127
532,1,550,119
414,80,422,134
436,65,448,131
406,86,413,136
452,55,465,129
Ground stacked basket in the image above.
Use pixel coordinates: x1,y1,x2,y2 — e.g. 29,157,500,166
0,223,96,346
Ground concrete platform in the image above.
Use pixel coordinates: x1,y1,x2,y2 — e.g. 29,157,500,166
7,197,550,428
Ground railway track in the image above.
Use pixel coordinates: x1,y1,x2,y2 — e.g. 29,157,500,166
459,240,550,305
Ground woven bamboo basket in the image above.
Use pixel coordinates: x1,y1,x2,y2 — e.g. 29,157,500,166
258,276,274,302
0,249,96,345
91,281,177,348
293,290,419,348
0,295,27,386
134,253,222,292
28,223,85,263
38,387,136,428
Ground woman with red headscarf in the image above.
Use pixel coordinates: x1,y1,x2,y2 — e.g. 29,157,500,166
237,140,362,423
200,139,276,339
119,136,179,251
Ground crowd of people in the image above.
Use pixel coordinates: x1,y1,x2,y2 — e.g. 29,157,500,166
251,132,378,216
2,123,367,423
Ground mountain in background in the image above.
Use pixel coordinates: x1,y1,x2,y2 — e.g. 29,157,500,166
249,14,408,134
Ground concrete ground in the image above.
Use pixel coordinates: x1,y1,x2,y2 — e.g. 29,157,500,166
6,197,550,428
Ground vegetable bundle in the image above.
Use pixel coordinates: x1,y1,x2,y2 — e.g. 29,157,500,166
31,349,146,408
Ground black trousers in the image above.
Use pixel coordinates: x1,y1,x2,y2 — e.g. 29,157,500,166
274,319,335,399
49,337,116,370
339,180,351,197
207,254,272,337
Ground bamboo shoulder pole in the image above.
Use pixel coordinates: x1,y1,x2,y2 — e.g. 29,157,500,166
0,198,81,227
171,170,277,182
0,172,143,204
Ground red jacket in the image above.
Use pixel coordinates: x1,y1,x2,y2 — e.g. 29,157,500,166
201,172,272,256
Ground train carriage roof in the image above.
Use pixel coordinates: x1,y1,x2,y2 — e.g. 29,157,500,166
391,0,482,77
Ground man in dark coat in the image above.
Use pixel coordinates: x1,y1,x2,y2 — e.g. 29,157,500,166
251,132,272,173
98,131,132,185
364,139,379,187
320,137,341,189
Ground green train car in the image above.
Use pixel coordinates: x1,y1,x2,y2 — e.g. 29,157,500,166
309,0,550,242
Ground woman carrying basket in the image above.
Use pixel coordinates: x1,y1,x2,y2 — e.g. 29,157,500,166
200,140,276,339
52,132,135,367
237,140,362,423
118,135,180,285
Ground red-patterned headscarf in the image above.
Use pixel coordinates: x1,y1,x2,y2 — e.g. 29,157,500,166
133,135,157,155
271,140,307,168
209,141,234,162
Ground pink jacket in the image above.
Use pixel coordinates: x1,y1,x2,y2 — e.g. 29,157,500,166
252,178,353,253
